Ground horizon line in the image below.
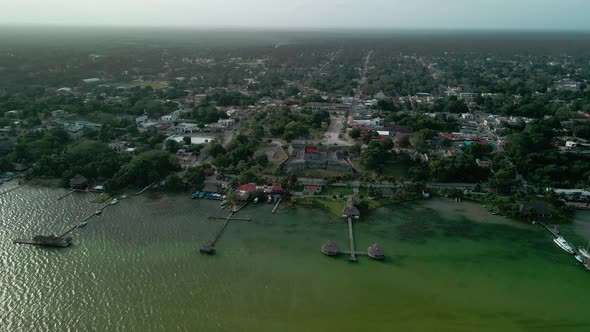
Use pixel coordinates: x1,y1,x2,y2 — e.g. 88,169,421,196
1,23,589,34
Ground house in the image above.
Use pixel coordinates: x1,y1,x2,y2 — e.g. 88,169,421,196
63,122,85,139
303,184,322,195
217,119,234,127
51,110,68,118
4,110,20,118
69,174,88,189
135,115,148,125
237,183,257,193
175,123,200,134
476,159,493,168
518,201,551,219
203,182,221,194
161,115,176,123
82,78,101,84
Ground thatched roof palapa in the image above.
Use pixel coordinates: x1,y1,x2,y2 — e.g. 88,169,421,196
367,243,384,260
321,240,340,256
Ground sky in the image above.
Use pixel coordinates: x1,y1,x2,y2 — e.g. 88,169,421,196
2,0,590,31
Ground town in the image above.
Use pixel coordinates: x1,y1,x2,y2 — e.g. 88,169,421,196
1,31,590,226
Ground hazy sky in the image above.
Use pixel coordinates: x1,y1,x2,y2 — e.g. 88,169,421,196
2,0,590,30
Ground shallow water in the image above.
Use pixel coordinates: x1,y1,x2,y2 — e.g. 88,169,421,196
1,186,589,331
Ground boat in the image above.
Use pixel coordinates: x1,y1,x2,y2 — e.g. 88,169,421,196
78,222,88,228
253,197,259,204
14,235,73,248
119,195,128,199
110,198,119,205
490,211,498,215
578,240,590,260
95,210,102,215
267,195,272,204
553,236,575,254
575,255,584,263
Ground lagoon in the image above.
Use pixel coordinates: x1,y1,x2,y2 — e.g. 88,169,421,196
1,186,589,331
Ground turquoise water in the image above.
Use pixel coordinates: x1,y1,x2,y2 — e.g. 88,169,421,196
1,185,589,331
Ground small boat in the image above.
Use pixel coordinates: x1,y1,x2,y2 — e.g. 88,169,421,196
267,196,272,204
119,195,128,200
110,198,119,205
554,236,575,254
578,240,590,260
490,211,498,215
95,210,102,215
575,255,584,263
78,222,88,228
253,197,259,204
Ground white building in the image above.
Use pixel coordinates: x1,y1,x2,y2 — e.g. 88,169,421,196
161,115,176,123
136,115,148,125
175,123,200,134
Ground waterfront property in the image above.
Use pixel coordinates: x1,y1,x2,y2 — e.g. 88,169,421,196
283,146,353,174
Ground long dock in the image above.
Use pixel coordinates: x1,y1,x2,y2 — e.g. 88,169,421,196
347,216,357,262
0,184,24,196
57,189,75,201
135,181,158,196
540,222,560,238
200,210,235,254
272,198,282,214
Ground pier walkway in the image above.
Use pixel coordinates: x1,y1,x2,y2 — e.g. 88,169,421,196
201,203,249,254
347,216,357,262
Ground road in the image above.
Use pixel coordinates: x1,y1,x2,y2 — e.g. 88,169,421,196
322,115,351,146
320,51,372,147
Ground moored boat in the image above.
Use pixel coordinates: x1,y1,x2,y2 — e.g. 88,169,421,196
253,197,259,204
267,195,272,204
554,236,575,254
95,210,102,215
575,255,584,263
78,222,88,228
110,198,119,205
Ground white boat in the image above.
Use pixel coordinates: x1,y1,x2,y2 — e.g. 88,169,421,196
575,255,584,263
95,210,102,215
267,196,272,204
110,199,119,205
78,222,88,228
554,236,575,254
253,197,259,204
578,240,590,260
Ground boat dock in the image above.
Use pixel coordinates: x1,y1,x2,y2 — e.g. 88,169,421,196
272,198,282,214
347,216,357,262
320,196,384,262
57,189,76,201
201,204,249,255
135,181,158,196
540,222,560,238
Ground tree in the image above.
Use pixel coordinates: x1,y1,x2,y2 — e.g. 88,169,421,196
183,136,192,145
349,128,361,139
165,140,181,153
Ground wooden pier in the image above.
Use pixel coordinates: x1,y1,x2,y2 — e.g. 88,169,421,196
347,216,357,262
272,198,282,214
57,189,76,201
135,181,158,196
540,222,560,238
201,203,249,254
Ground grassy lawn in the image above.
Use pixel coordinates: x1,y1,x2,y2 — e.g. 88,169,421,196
322,186,354,196
296,197,346,218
